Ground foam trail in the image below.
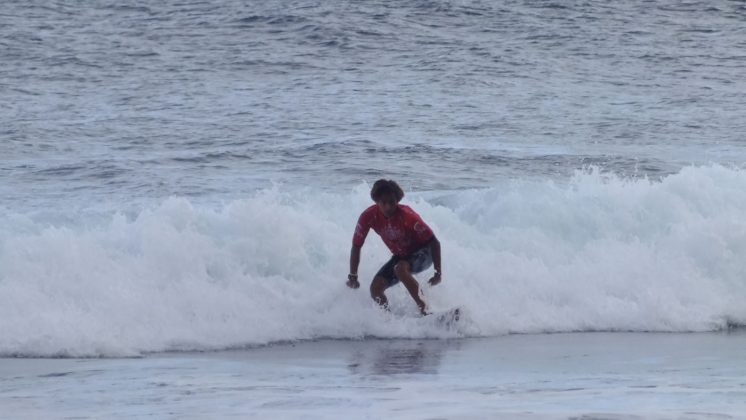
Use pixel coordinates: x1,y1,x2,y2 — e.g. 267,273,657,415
2,166,746,357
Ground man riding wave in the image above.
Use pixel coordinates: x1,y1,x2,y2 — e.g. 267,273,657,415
346,179,442,315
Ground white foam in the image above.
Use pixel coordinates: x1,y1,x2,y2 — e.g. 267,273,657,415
2,166,746,356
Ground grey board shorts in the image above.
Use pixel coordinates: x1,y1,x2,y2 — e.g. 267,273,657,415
375,244,433,288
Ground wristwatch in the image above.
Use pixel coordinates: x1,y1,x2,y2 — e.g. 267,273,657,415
348,273,358,281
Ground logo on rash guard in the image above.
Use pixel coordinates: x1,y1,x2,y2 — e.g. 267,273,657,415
413,221,426,234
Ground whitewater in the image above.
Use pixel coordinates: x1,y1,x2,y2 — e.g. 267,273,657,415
2,166,745,357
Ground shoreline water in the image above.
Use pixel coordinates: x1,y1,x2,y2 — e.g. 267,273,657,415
2,332,745,419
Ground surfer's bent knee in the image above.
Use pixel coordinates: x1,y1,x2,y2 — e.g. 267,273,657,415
393,261,411,277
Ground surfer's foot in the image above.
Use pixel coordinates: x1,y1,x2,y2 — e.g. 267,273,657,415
373,296,390,311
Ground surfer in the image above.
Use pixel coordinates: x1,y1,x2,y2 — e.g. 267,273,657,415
346,179,442,315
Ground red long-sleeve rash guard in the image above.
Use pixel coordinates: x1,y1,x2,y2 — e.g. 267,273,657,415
352,204,434,257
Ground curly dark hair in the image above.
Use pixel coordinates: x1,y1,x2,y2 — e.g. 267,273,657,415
370,179,404,202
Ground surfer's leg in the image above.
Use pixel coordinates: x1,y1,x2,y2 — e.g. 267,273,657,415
370,275,390,309
370,256,398,310
394,260,428,315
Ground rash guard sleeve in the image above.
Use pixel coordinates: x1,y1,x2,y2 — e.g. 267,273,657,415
352,211,371,247
411,213,434,245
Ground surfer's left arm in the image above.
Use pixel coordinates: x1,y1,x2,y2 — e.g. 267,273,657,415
428,236,442,286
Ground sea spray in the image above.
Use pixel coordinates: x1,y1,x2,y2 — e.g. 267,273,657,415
2,166,746,357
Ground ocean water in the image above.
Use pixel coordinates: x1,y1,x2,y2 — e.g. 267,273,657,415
2,0,746,359
3,334,746,419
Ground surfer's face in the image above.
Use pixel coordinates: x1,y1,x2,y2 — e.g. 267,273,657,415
376,193,398,218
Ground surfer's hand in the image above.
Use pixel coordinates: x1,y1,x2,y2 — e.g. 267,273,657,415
346,275,360,289
428,272,441,286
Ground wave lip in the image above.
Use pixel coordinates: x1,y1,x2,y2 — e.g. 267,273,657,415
2,165,746,357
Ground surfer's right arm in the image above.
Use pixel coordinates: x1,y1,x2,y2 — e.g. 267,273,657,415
347,245,361,289
348,211,371,289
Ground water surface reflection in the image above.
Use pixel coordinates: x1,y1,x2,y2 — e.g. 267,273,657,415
347,339,459,376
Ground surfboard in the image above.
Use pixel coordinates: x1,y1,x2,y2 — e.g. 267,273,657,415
428,307,460,328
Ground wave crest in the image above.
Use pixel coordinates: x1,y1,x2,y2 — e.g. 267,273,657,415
2,166,746,357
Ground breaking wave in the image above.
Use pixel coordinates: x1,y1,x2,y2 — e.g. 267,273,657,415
2,165,746,357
